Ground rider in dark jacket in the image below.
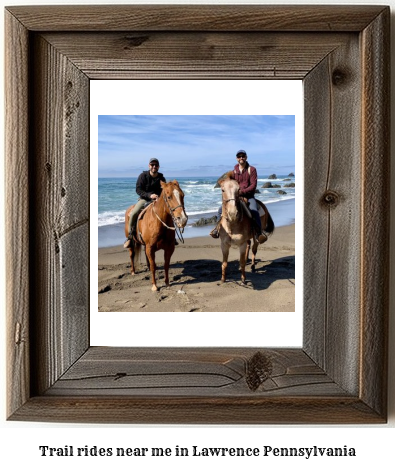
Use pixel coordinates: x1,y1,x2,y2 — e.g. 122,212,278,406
135,167,166,201
124,158,166,248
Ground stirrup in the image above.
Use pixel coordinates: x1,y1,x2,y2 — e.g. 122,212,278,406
210,227,220,239
257,232,268,244
123,229,135,248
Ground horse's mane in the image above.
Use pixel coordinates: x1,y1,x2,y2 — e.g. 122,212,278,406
160,180,184,198
162,179,180,189
217,170,235,186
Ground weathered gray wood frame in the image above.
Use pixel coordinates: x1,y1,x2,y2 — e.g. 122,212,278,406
5,5,390,424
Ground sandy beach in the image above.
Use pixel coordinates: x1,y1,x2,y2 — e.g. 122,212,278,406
98,224,295,312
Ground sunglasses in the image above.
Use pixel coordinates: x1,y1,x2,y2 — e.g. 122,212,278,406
237,155,246,159
150,163,159,167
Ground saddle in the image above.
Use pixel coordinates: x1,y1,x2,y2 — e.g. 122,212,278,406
130,201,153,245
240,198,266,219
241,199,267,243
137,201,152,222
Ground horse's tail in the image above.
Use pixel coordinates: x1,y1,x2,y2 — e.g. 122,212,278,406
133,241,143,268
265,210,275,236
259,202,275,236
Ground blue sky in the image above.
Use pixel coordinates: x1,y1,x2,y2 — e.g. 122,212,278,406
98,115,295,178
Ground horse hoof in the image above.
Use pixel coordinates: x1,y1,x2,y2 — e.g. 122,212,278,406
152,285,158,292
251,265,256,272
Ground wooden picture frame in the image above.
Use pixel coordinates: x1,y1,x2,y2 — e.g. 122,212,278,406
5,5,390,424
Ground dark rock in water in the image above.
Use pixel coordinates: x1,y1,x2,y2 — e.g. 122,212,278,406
277,190,287,195
193,215,218,227
283,178,291,181
284,183,295,188
255,189,260,194
268,174,277,179
288,172,295,177
262,182,281,189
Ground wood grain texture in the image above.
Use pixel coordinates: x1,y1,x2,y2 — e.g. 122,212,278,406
10,396,384,425
360,9,390,418
5,5,390,424
46,347,345,397
5,10,30,418
9,349,383,424
5,5,386,32
304,35,362,395
42,32,350,80
29,34,90,395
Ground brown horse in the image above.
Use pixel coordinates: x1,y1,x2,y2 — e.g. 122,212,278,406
218,173,274,284
124,180,188,291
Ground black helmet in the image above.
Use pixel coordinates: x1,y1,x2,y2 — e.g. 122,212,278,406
236,150,247,157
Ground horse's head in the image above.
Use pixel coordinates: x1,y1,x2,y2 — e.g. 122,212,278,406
219,176,240,223
160,180,188,228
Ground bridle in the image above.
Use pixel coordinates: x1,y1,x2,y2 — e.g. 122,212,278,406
222,193,243,222
163,193,185,215
152,190,188,243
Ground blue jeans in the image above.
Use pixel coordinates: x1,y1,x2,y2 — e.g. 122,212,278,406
217,198,261,231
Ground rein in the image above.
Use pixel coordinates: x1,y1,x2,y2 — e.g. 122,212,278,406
152,193,187,244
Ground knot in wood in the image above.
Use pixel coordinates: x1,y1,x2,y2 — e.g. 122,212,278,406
246,351,273,391
321,190,340,208
332,68,348,87
123,35,149,48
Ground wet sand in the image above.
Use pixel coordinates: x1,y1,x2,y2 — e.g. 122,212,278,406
98,224,295,312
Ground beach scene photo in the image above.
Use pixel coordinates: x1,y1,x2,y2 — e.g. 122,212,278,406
97,114,296,313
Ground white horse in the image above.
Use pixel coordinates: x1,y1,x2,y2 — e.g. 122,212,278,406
218,173,274,283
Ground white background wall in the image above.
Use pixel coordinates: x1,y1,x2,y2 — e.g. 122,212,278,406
1,1,394,469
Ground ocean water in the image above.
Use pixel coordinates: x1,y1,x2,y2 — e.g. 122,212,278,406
98,175,295,248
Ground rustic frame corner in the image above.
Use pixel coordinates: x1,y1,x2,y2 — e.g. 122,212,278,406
5,5,390,424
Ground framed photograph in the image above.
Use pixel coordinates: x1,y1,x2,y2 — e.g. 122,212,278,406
5,5,389,423
92,81,302,349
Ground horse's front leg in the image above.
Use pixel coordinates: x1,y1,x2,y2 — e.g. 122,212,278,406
239,241,248,283
145,245,158,291
164,244,175,287
221,240,230,283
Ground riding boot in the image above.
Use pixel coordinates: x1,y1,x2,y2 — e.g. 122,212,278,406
123,238,132,248
257,232,268,244
210,213,221,238
254,222,267,244
123,227,135,248
251,211,267,244
210,226,220,238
